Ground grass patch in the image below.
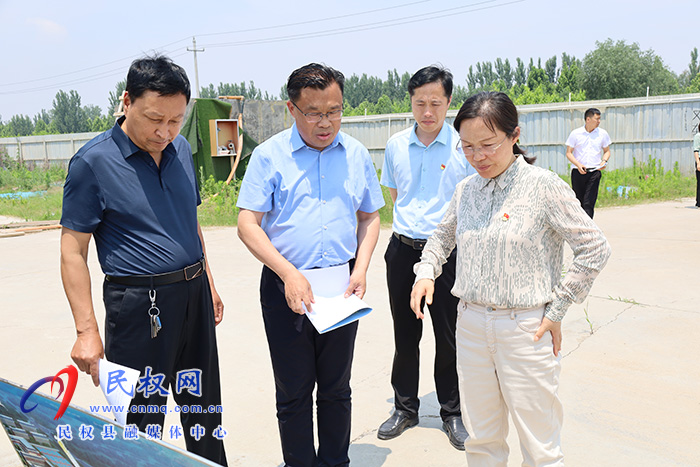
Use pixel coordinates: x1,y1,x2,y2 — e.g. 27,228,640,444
560,156,695,207
0,187,63,221
197,175,241,227
0,156,696,225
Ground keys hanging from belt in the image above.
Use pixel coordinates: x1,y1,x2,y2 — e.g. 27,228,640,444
148,289,162,339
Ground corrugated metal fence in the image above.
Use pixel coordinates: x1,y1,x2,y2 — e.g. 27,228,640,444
342,93,700,176
3,93,700,175
0,132,100,166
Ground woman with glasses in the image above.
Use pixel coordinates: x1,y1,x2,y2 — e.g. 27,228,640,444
410,91,611,465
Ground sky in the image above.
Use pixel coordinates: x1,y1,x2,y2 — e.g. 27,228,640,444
0,0,698,120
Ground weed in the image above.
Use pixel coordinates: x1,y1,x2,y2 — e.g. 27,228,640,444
0,187,63,221
197,176,241,227
582,301,594,334
1,156,697,225
608,296,640,305
561,156,695,207
0,147,66,193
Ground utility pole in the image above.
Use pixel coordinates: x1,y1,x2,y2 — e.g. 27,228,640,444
187,36,204,98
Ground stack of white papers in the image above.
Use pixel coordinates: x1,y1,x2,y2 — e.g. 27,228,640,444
98,359,140,425
300,264,372,334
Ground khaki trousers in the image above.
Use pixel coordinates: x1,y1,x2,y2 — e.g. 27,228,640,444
456,302,564,467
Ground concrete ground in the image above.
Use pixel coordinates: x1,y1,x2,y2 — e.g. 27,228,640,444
1,199,699,466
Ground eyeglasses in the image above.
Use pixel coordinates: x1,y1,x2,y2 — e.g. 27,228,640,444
457,134,509,157
291,100,343,123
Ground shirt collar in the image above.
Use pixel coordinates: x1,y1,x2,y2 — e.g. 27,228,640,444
112,115,177,161
112,116,140,159
290,123,343,153
409,121,450,148
584,125,598,135
476,155,525,192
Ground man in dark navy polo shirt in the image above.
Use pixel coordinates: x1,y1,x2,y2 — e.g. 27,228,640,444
60,55,227,466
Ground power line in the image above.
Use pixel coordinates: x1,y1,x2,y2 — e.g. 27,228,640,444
0,0,522,97
0,51,189,96
203,0,520,49
0,42,190,88
0,0,432,89
194,0,433,38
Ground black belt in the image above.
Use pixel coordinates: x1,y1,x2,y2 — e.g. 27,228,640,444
105,258,205,287
393,232,427,250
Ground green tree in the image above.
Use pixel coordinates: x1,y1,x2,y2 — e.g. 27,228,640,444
689,47,699,79
33,119,50,135
83,104,103,121
33,109,51,128
2,114,34,136
557,54,583,95
527,66,548,90
391,92,412,113
87,114,114,132
381,69,405,100
108,79,126,115
374,95,393,114
344,73,383,108
51,90,87,133
279,84,288,100
495,58,513,88
514,58,527,86
452,85,468,107
200,81,267,99
544,55,558,83
689,72,700,93
476,61,496,89
581,39,679,99
466,65,479,93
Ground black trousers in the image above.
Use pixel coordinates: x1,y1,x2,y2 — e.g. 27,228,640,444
384,234,460,420
571,169,602,218
695,168,700,207
103,272,227,466
260,265,358,467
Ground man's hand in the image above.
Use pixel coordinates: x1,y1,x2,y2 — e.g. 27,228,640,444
577,164,587,175
410,279,435,320
71,329,104,387
696,160,700,171
282,269,315,315
534,317,562,356
211,286,224,325
344,269,367,299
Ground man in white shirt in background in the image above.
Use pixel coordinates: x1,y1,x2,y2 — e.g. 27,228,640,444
565,107,612,218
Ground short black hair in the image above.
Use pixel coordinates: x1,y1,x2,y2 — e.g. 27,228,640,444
126,55,191,103
287,63,345,102
584,108,601,120
408,65,453,98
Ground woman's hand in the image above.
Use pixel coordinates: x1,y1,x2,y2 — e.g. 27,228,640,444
534,317,562,356
410,279,434,319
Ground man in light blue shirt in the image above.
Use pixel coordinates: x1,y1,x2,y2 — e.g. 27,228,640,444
237,63,384,467
378,66,474,450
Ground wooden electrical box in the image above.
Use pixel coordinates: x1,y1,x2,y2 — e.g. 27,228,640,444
209,119,240,157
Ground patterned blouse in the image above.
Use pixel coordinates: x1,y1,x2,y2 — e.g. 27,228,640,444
414,156,611,322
